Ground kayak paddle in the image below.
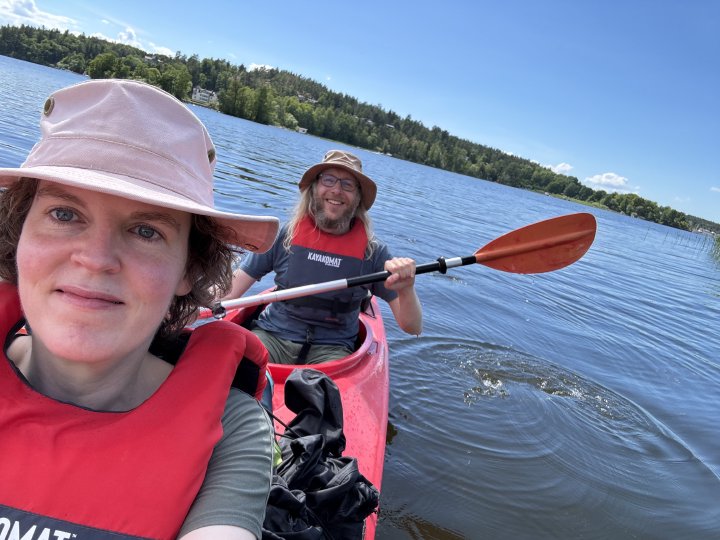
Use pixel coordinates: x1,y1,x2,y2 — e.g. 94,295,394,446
203,212,596,319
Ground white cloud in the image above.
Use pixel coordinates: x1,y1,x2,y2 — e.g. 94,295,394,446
149,43,174,56
711,187,720,193
116,28,173,56
583,172,638,194
549,162,573,175
89,31,113,41
116,26,142,48
0,0,76,30
90,28,173,56
249,63,275,72
586,172,628,187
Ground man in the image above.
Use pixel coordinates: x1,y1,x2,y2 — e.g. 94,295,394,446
226,149,423,364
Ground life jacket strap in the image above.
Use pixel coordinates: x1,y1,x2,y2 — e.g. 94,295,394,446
296,327,314,364
283,295,362,316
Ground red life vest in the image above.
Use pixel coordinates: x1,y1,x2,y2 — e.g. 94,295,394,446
283,216,369,321
292,215,368,259
0,283,267,539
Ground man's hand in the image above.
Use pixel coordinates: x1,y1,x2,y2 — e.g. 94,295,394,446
384,257,416,291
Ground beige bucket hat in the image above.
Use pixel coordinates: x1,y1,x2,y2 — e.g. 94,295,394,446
298,149,377,209
0,78,278,252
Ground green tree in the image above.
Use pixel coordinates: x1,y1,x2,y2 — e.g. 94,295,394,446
144,67,161,86
576,185,594,201
57,52,86,73
159,64,192,99
600,193,621,212
546,180,566,194
254,85,274,125
36,37,67,65
427,142,446,168
218,76,241,116
530,168,555,189
241,87,258,119
86,52,118,78
118,55,144,78
186,54,201,87
563,182,581,198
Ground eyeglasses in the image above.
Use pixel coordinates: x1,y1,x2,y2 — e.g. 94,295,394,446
318,173,358,193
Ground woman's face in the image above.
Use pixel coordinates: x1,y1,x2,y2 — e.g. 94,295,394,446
16,181,192,365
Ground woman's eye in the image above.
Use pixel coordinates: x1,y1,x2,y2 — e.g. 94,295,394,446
135,225,159,240
51,208,75,221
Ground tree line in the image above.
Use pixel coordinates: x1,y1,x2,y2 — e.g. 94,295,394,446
2,23,716,234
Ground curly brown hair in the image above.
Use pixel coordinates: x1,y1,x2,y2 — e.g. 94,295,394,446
0,179,240,338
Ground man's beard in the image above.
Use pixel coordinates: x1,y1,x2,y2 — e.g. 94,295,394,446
310,192,360,234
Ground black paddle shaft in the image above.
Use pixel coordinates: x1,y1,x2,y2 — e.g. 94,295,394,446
345,255,477,288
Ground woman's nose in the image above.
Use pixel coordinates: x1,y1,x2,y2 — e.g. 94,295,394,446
69,226,122,273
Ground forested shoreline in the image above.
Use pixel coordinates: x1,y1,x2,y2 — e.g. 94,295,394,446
2,24,717,234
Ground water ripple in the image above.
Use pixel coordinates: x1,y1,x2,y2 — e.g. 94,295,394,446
381,338,720,539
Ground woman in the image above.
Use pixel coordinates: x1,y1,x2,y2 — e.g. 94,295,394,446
0,79,279,539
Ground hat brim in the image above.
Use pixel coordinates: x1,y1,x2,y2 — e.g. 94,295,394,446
0,166,279,253
299,163,377,209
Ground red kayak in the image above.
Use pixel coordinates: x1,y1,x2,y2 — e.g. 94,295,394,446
225,296,389,539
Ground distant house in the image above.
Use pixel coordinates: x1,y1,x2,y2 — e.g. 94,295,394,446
296,93,318,104
191,86,218,105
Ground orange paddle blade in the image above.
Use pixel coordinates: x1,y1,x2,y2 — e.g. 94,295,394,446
475,213,597,273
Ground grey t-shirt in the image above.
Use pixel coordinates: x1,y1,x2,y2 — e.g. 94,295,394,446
178,388,274,539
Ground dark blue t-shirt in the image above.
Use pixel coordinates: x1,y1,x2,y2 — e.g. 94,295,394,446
240,223,398,348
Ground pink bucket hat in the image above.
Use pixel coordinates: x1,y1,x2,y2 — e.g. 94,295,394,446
0,79,279,252
298,149,377,209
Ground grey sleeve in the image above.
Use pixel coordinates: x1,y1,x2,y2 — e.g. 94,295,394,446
239,225,286,280
178,389,274,539
238,250,273,281
369,241,399,302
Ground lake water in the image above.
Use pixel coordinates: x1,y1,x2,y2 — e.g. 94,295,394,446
2,55,719,539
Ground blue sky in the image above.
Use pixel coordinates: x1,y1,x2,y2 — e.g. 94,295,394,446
2,0,719,223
